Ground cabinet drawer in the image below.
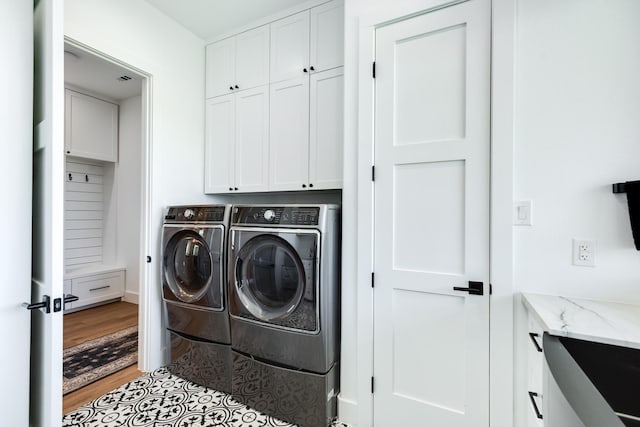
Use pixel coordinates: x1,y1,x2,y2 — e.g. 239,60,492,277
72,270,124,308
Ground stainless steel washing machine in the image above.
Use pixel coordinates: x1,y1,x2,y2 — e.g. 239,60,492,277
161,205,232,392
228,204,340,427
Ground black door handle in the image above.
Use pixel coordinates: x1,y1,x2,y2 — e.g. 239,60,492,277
23,295,51,313
453,281,484,295
63,294,79,304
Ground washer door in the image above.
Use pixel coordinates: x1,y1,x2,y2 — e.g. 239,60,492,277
163,229,221,308
234,234,308,322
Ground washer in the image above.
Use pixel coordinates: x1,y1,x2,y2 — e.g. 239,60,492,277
228,204,340,427
161,205,232,392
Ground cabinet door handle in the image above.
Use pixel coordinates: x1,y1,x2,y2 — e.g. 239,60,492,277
310,65,315,71
229,187,233,191
529,332,543,352
229,86,234,90
234,187,238,191
302,184,307,188
235,84,239,89
528,391,543,419
303,68,308,73
309,183,314,188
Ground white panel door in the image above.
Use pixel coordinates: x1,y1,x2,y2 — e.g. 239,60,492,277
270,10,310,83
269,77,310,191
309,67,343,190
0,0,32,424
373,1,491,426
234,86,270,192
235,25,270,92
32,0,65,425
206,37,235,98
204,94,235,193
310,0,344,72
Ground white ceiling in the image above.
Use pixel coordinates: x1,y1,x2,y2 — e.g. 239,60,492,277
64,44,142,102
143,0,308,40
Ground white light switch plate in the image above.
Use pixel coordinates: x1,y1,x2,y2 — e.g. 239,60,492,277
514,201,532,226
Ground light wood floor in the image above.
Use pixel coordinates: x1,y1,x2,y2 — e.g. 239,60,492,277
63,301,142,414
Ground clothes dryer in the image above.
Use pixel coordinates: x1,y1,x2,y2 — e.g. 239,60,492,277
161,205,232,392
228,204,340,427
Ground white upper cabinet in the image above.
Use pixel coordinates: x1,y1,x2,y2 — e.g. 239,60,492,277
205,86,269,193
269,77,310,191
206,25,269,98
309,67,344,190
65,89,118,162
205,38,235,99
270,11,310,83
310,0,344,73
270,0,344,84
204,94,235,193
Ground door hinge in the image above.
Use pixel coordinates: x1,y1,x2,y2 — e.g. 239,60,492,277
372,61,376,78
372,165,375,182
371,376,375,393
371,272,375,288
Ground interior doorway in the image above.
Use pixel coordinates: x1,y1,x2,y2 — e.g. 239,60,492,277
61,39,150,412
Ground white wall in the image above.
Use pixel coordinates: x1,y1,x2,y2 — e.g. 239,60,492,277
65,0,208,369
513,1,640,424
514,0,640,303
117,95,142,303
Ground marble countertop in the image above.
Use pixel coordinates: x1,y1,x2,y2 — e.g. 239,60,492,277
522,293,640,350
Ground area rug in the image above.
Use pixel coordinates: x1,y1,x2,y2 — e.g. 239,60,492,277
63,326,138,395
63,367,349,427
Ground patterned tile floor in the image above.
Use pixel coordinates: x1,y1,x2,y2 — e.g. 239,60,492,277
63,367,349,427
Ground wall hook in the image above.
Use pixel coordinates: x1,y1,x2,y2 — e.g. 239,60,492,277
85,174,89,182
68,173,72,181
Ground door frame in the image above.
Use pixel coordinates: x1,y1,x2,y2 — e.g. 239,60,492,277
354,1,516,426
62,37,155,372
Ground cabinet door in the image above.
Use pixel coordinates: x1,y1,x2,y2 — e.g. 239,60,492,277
310,0,344,72
65,90,118,162
206,37,235,98
270,10,310,83
205,95,235,193
234,86,269,192
269,77,310,191
235,25,270,92
309,67,343,189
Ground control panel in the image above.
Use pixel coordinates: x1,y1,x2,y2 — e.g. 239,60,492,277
165,206,226,222
234,206,320,226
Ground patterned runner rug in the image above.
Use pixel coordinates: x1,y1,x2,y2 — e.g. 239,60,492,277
63,326,138,395
63,367,349,427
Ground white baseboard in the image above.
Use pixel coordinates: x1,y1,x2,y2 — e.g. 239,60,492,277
337,395,358,426
123,291,139,304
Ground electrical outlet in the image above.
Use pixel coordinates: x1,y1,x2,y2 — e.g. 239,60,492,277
572,239,596,267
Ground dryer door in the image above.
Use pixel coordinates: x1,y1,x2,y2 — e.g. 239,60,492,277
231,229,319,332
163,226,224,310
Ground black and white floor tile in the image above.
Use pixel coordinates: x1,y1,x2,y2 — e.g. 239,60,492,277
63,367,349,427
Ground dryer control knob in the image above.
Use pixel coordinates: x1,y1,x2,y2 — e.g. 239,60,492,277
184,208,195,219
263,209,276,221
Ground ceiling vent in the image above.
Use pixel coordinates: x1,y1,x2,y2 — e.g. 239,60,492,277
118,75,133,82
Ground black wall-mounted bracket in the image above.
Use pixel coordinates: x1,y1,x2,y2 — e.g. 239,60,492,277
613,180,640,193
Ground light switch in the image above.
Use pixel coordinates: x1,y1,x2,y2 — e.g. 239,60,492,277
514,201,532,226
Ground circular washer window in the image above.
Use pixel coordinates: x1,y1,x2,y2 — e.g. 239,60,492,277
234,234,305,321
164,230,213,303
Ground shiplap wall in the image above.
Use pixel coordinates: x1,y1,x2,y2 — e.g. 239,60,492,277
64,158,105,270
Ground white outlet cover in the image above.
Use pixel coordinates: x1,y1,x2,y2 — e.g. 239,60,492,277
572,239,596,267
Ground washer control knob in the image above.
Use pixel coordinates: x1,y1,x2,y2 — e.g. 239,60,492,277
184,208,195,219
263,209,276,221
